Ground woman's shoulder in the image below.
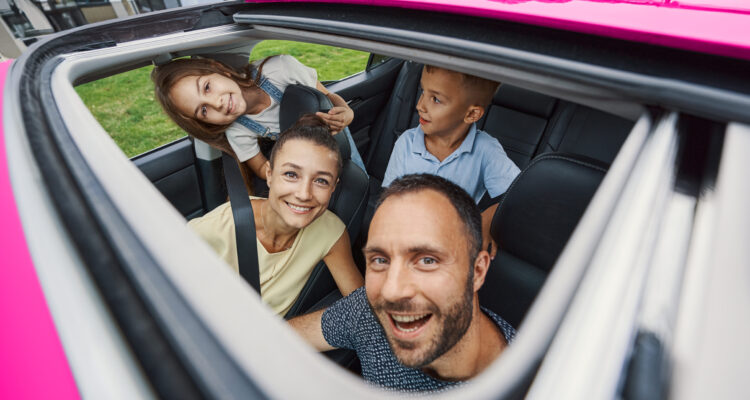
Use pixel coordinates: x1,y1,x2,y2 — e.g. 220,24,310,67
305,209,346,237
187,202,235,238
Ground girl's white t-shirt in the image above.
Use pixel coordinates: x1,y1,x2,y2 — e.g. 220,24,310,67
225,55,318,162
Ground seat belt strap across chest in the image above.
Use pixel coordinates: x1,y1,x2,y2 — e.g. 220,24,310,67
221,153,261,292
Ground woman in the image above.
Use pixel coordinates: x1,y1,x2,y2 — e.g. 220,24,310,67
188,115,363,316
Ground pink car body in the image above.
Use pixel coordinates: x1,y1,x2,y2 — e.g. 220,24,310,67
2,0,748,398
251,0,750,60
0,59,80,399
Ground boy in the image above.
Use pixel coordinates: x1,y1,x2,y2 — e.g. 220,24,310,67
382,65,520,257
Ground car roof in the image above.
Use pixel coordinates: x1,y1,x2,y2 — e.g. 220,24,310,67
249,0,750,61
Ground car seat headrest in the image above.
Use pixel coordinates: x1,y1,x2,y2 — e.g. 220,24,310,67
280,84,332,131
491,153,607,272
492,85,557,117
280,84,350,160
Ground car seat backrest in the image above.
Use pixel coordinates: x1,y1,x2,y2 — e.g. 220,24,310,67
279,85,369,318
479,153,608,327
539,102,633,165
365,61,424,183
479,85,558,169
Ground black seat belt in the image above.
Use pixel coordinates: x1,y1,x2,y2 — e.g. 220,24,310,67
221,153,261,292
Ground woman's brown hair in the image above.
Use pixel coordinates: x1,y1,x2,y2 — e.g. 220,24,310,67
269,114,343,179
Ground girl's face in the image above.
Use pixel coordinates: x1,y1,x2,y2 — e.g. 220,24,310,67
266,139,339,230
170,73,247,125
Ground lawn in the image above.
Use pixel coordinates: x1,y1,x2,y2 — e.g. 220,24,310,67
75,41,369,157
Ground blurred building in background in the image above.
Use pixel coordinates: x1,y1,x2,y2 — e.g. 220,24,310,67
1,0,208,59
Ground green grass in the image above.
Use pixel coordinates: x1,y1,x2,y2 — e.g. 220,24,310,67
250,40,369,81
76,41,369,157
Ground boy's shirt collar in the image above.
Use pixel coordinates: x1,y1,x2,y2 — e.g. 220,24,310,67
413,123,479,161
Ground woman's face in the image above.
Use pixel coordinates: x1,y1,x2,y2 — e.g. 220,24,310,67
170,73,247,125
266,139,339,230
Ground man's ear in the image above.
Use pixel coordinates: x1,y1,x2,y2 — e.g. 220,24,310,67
464,105,485,124
472,250,491,293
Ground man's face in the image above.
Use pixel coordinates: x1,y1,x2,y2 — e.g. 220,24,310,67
364,189,476,368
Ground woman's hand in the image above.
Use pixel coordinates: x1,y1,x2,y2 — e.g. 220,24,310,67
316,106,353,135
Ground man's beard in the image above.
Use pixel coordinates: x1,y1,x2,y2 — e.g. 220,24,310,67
370,266,475,368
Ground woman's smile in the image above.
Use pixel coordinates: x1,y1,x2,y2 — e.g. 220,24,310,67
285,201,313,214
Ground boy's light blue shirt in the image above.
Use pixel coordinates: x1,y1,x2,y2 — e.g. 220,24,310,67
382,124,520,203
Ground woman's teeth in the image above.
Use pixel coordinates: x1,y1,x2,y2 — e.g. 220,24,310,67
287,203,311,212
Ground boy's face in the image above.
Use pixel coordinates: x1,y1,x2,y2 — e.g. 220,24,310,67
416,67,480,138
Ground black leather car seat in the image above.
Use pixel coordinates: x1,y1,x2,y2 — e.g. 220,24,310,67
537,102,633,165
279,84,369,318
479,153,608,328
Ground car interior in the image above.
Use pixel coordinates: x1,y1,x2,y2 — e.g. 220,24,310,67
133,52,635,326
127,45,639,380
57,9,649,395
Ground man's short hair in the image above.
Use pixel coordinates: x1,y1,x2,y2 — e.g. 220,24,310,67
376,174,483,260
424,65,500,108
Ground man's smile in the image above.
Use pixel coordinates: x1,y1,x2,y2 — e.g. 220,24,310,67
389,312,433,337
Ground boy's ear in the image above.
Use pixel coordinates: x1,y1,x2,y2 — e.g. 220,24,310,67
464,105,485,124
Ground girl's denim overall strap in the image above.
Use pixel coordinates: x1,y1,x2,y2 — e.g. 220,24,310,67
256,75,283,103
236,72,283,140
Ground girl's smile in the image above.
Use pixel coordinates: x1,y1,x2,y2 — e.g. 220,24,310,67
170,73,248,125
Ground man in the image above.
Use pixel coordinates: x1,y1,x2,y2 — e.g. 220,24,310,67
289,174,515,393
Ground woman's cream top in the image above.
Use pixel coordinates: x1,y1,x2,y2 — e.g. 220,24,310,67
188,198,345,316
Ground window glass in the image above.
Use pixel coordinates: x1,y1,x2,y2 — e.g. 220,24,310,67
367,54,391,71
76,65,185,158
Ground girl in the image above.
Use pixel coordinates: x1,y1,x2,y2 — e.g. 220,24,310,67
152,55,365,191
187,115,364,316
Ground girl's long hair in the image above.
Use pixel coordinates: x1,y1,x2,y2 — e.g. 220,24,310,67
151,56,273,192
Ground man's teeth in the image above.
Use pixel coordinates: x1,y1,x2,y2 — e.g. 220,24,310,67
288,203,311,212
398,326,420,333
391,314,428,323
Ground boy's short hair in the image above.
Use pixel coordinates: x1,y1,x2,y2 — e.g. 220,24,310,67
424,65,500,108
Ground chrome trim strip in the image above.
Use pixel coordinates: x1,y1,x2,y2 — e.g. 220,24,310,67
527,112,679,399
671,123,750,400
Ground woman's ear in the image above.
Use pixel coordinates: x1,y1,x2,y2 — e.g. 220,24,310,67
264,161,272,181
